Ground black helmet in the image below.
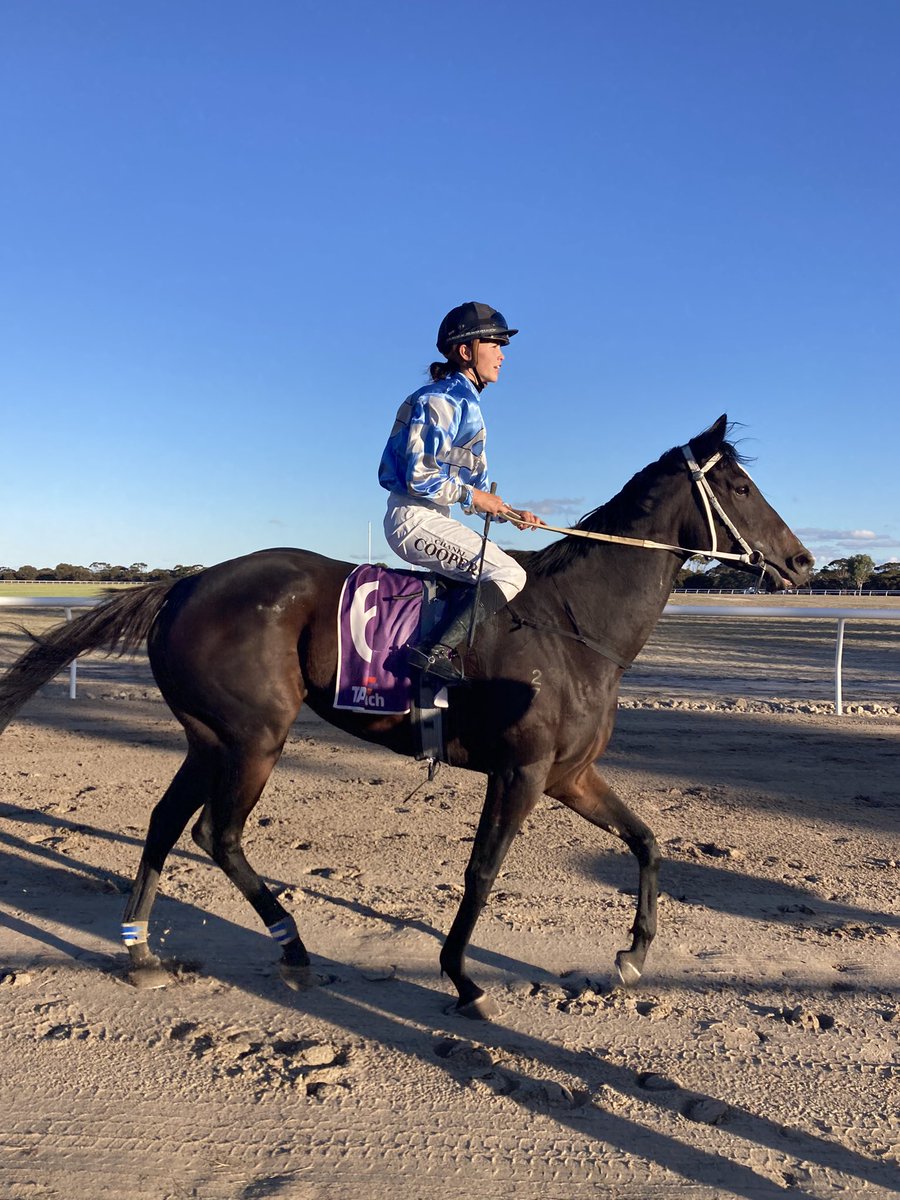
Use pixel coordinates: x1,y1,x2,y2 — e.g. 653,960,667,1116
436,302,518,356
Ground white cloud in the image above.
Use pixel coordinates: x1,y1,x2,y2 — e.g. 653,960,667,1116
797,528,900,550
514,497,584,518
796,527,876,541
794,526,900,568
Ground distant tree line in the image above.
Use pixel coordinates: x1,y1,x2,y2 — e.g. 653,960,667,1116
0,562,204,583
3,554,898,593
676,554,900,593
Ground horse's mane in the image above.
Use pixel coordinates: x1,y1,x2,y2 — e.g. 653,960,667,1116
528,439,749,578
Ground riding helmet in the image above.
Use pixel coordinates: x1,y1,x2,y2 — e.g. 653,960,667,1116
436,302,518,356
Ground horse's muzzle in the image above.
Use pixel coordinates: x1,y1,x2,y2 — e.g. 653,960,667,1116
763,547,814,591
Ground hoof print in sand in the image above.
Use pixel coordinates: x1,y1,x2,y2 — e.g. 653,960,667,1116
168,1020,351,1096
40,1020,94,1042
433,1037,495,1078
637,1071,680,1092
683,1096,730,1125
0,969,32,988
781,1005,835,1031
515,1078,577,1111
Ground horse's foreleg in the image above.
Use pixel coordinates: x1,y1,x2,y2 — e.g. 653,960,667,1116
440,768,542,1019
552,766,660,986
122,751,211,988
191,741,314,989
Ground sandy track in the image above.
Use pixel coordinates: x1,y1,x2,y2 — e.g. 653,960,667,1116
0,618,898,1199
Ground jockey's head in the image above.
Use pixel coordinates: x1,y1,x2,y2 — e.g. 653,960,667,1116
431,302,518,390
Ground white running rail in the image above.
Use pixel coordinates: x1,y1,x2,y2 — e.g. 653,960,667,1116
1,597,898,716
0,596,98,700
663,605,900,715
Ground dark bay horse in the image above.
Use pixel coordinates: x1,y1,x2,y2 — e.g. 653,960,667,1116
0,417,812,1017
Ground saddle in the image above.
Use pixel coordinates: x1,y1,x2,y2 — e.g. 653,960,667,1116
334,564,459,768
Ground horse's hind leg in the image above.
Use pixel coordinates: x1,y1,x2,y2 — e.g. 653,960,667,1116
122,747,214,989
551,765,661,986
191,738,314,989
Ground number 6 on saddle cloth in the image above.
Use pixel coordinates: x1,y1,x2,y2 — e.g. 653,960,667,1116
334,563,460,719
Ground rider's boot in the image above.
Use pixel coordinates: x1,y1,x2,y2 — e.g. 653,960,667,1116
407,581,508,685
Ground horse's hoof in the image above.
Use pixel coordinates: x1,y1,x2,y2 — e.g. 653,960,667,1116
279,961,316,991
615,950,643,987
454,993,501,1021
127,964,171,991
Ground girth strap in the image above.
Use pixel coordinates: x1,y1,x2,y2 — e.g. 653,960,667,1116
508,609,633,671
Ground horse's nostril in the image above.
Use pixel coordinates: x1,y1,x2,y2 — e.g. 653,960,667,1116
791,552,814,575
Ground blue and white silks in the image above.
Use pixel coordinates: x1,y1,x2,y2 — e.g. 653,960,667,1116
378,372,489,510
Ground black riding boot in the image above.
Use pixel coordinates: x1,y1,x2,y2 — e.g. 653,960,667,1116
407,580,509,684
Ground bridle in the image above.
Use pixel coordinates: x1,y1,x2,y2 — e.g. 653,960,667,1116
677,445,764,566
514,443,766,569
505,443,770,667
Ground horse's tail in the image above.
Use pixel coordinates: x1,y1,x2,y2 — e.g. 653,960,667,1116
0,582,175,733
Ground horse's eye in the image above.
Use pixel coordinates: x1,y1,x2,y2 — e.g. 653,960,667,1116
734,484,750,497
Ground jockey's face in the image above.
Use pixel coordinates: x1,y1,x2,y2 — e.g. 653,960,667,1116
461,339,505,386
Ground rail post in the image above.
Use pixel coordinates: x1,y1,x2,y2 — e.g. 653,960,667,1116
834,617,846,716
65,607,78,699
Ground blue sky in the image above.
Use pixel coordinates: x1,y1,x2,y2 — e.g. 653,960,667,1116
2,1,898,572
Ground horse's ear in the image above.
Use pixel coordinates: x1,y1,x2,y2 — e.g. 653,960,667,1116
690,414,728,464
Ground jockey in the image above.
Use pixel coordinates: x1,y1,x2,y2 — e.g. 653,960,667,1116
378,301,545,684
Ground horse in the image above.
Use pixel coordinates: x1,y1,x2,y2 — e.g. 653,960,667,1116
0,416,812,1018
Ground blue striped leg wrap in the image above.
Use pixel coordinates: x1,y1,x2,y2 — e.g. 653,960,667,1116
267,916,299,946
121,921,149,946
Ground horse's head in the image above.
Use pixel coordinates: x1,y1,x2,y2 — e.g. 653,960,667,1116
685,415,814,591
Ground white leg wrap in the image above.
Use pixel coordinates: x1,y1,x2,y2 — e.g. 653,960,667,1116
121,920,149,946
267,916,299,946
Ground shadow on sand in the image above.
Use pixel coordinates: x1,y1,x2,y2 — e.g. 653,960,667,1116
0,812,897,1200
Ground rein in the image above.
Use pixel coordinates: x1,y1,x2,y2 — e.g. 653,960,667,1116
506,443,766,669
512,444,765,568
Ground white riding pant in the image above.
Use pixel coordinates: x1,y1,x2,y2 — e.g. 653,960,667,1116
384,495,527,603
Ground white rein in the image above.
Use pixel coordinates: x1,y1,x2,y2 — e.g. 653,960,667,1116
510,444,764,567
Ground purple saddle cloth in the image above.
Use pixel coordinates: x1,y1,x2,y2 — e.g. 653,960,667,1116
334,564,425,714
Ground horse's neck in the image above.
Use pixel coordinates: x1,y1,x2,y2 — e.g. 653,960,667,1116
565,544,682,657
538,482,691,663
